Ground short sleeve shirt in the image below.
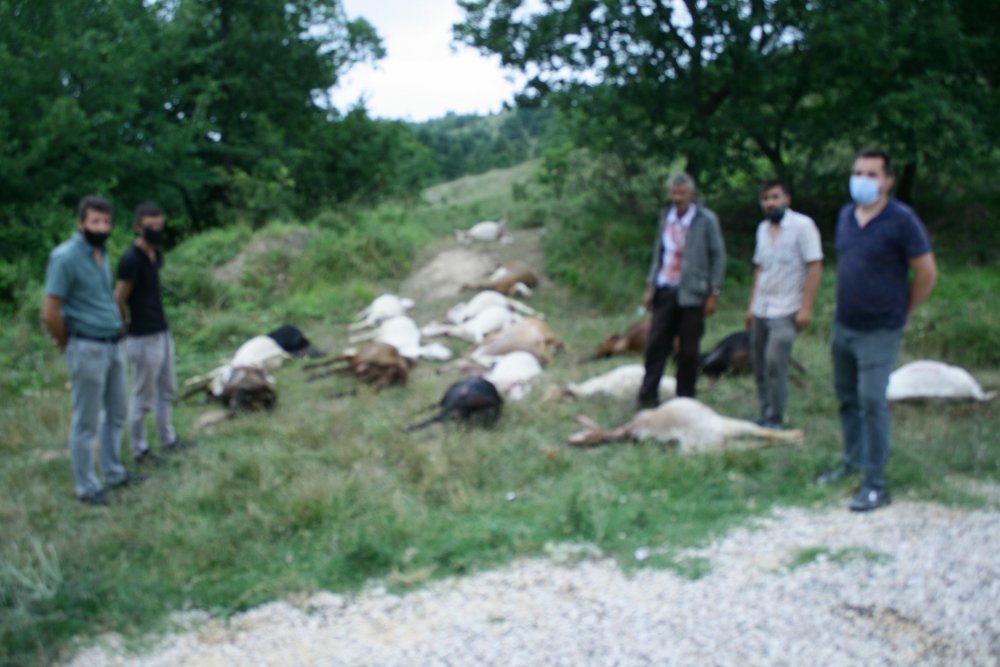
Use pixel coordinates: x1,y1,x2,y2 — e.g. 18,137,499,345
835,198,932,331
117,244,168,336
44,233,123,338
750,209,823,318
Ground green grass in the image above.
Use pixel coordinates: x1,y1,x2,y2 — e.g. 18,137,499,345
787,546,892,570
2,164,999,666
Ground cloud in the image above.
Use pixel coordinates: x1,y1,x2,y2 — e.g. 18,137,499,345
331,0,524,121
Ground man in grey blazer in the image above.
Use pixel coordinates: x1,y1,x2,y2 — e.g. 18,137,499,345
637,173,726,407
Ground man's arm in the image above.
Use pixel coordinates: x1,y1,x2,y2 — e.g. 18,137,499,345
907,252,938,319
41,295,68,351
795,261,823,331
114,280,134,331
704,213,726,317
744,266,761,329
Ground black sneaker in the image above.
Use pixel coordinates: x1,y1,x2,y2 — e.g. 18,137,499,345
754,417,784,430
108,472,148,490
849,487,891,512
79,489,112,506
134,449,165,466
815,464,856,486
633,398,659,412
164,437,197,453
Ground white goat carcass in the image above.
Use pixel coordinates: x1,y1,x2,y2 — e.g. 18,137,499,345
887,360,996,401
231,335,290,370
446,290,536,324
183,335,289,399
547,364,676,401
471,317,563,365
485,351,544,400
422,305,522,343
455,218,509,243
567,397,804,454
349,294,415,331
348,315,452,361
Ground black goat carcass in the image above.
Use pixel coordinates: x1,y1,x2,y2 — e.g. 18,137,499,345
699,330,806,385
699,331,753,379
404,377,504,432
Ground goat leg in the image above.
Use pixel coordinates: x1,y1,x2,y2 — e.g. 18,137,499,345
302,355,348,372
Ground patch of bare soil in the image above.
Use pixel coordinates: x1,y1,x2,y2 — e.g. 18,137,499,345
401,228,548,302
401,247,496,301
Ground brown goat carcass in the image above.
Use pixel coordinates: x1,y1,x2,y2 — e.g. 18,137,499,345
303,341,408,391
581,319,650,362
463,260,539,297
220,366,277,411
471,317,563,365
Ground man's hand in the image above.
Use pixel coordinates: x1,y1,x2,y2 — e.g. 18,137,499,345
744,309,754,330
42,295,68,352
794,307,812,331
704,292,718,317
642,286,653,313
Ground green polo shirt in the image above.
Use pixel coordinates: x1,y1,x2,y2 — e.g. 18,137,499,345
44,232,122,338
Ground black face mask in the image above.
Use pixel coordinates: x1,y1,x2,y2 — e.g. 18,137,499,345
83,229,110,248
143,227,165,245
766,208,785,224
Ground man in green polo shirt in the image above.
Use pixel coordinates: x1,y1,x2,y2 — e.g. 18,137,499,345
42,195,143,506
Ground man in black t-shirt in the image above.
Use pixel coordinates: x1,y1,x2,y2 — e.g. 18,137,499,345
115,203,195,464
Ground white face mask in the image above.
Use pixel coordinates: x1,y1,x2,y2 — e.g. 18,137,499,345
849,175,880,206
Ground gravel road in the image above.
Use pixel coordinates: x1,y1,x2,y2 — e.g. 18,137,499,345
65,500,1000,666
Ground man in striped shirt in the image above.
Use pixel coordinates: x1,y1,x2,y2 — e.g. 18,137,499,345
744,180,823,429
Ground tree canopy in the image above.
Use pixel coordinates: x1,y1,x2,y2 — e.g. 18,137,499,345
455,0,999,198
0,0,402,279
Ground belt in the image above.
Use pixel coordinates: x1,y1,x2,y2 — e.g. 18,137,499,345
71,332,123,344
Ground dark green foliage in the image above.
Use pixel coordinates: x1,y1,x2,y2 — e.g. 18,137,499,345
455,0,1000,198
412,107,553,182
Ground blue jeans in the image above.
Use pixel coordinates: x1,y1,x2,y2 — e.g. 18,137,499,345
66,337,128,497
831,323,903,491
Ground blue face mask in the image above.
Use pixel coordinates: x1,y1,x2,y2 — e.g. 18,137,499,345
849,176,880,206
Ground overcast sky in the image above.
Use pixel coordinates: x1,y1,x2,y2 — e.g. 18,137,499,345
330,0,526,122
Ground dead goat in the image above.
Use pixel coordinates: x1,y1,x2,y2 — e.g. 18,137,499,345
463,260,538,297
581,319,650,363
700,330,806,386
567,397,804,454
404,377,504,432
471,317,564,365
303,341,408,391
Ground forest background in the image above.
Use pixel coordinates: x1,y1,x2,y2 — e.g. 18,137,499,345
1,0,998,319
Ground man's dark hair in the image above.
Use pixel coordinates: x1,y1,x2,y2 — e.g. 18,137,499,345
759,179,789,197
855,148,894,177
77,195,113,221
134,201,164,225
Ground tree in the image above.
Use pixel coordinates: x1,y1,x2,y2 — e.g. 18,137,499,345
455,0,999,197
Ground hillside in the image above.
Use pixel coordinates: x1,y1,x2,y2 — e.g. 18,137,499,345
2,164,999,667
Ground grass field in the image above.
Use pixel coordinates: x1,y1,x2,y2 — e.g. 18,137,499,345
2,165,998,667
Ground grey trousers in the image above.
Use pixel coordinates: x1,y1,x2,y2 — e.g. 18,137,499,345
751,314,798,424
126,331,177,456
66,337,128,497
831,323,904,492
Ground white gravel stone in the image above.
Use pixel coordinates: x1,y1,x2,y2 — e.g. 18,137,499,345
63,501,1000,667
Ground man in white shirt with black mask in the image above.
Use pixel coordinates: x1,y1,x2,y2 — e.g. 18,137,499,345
744,180,823,429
